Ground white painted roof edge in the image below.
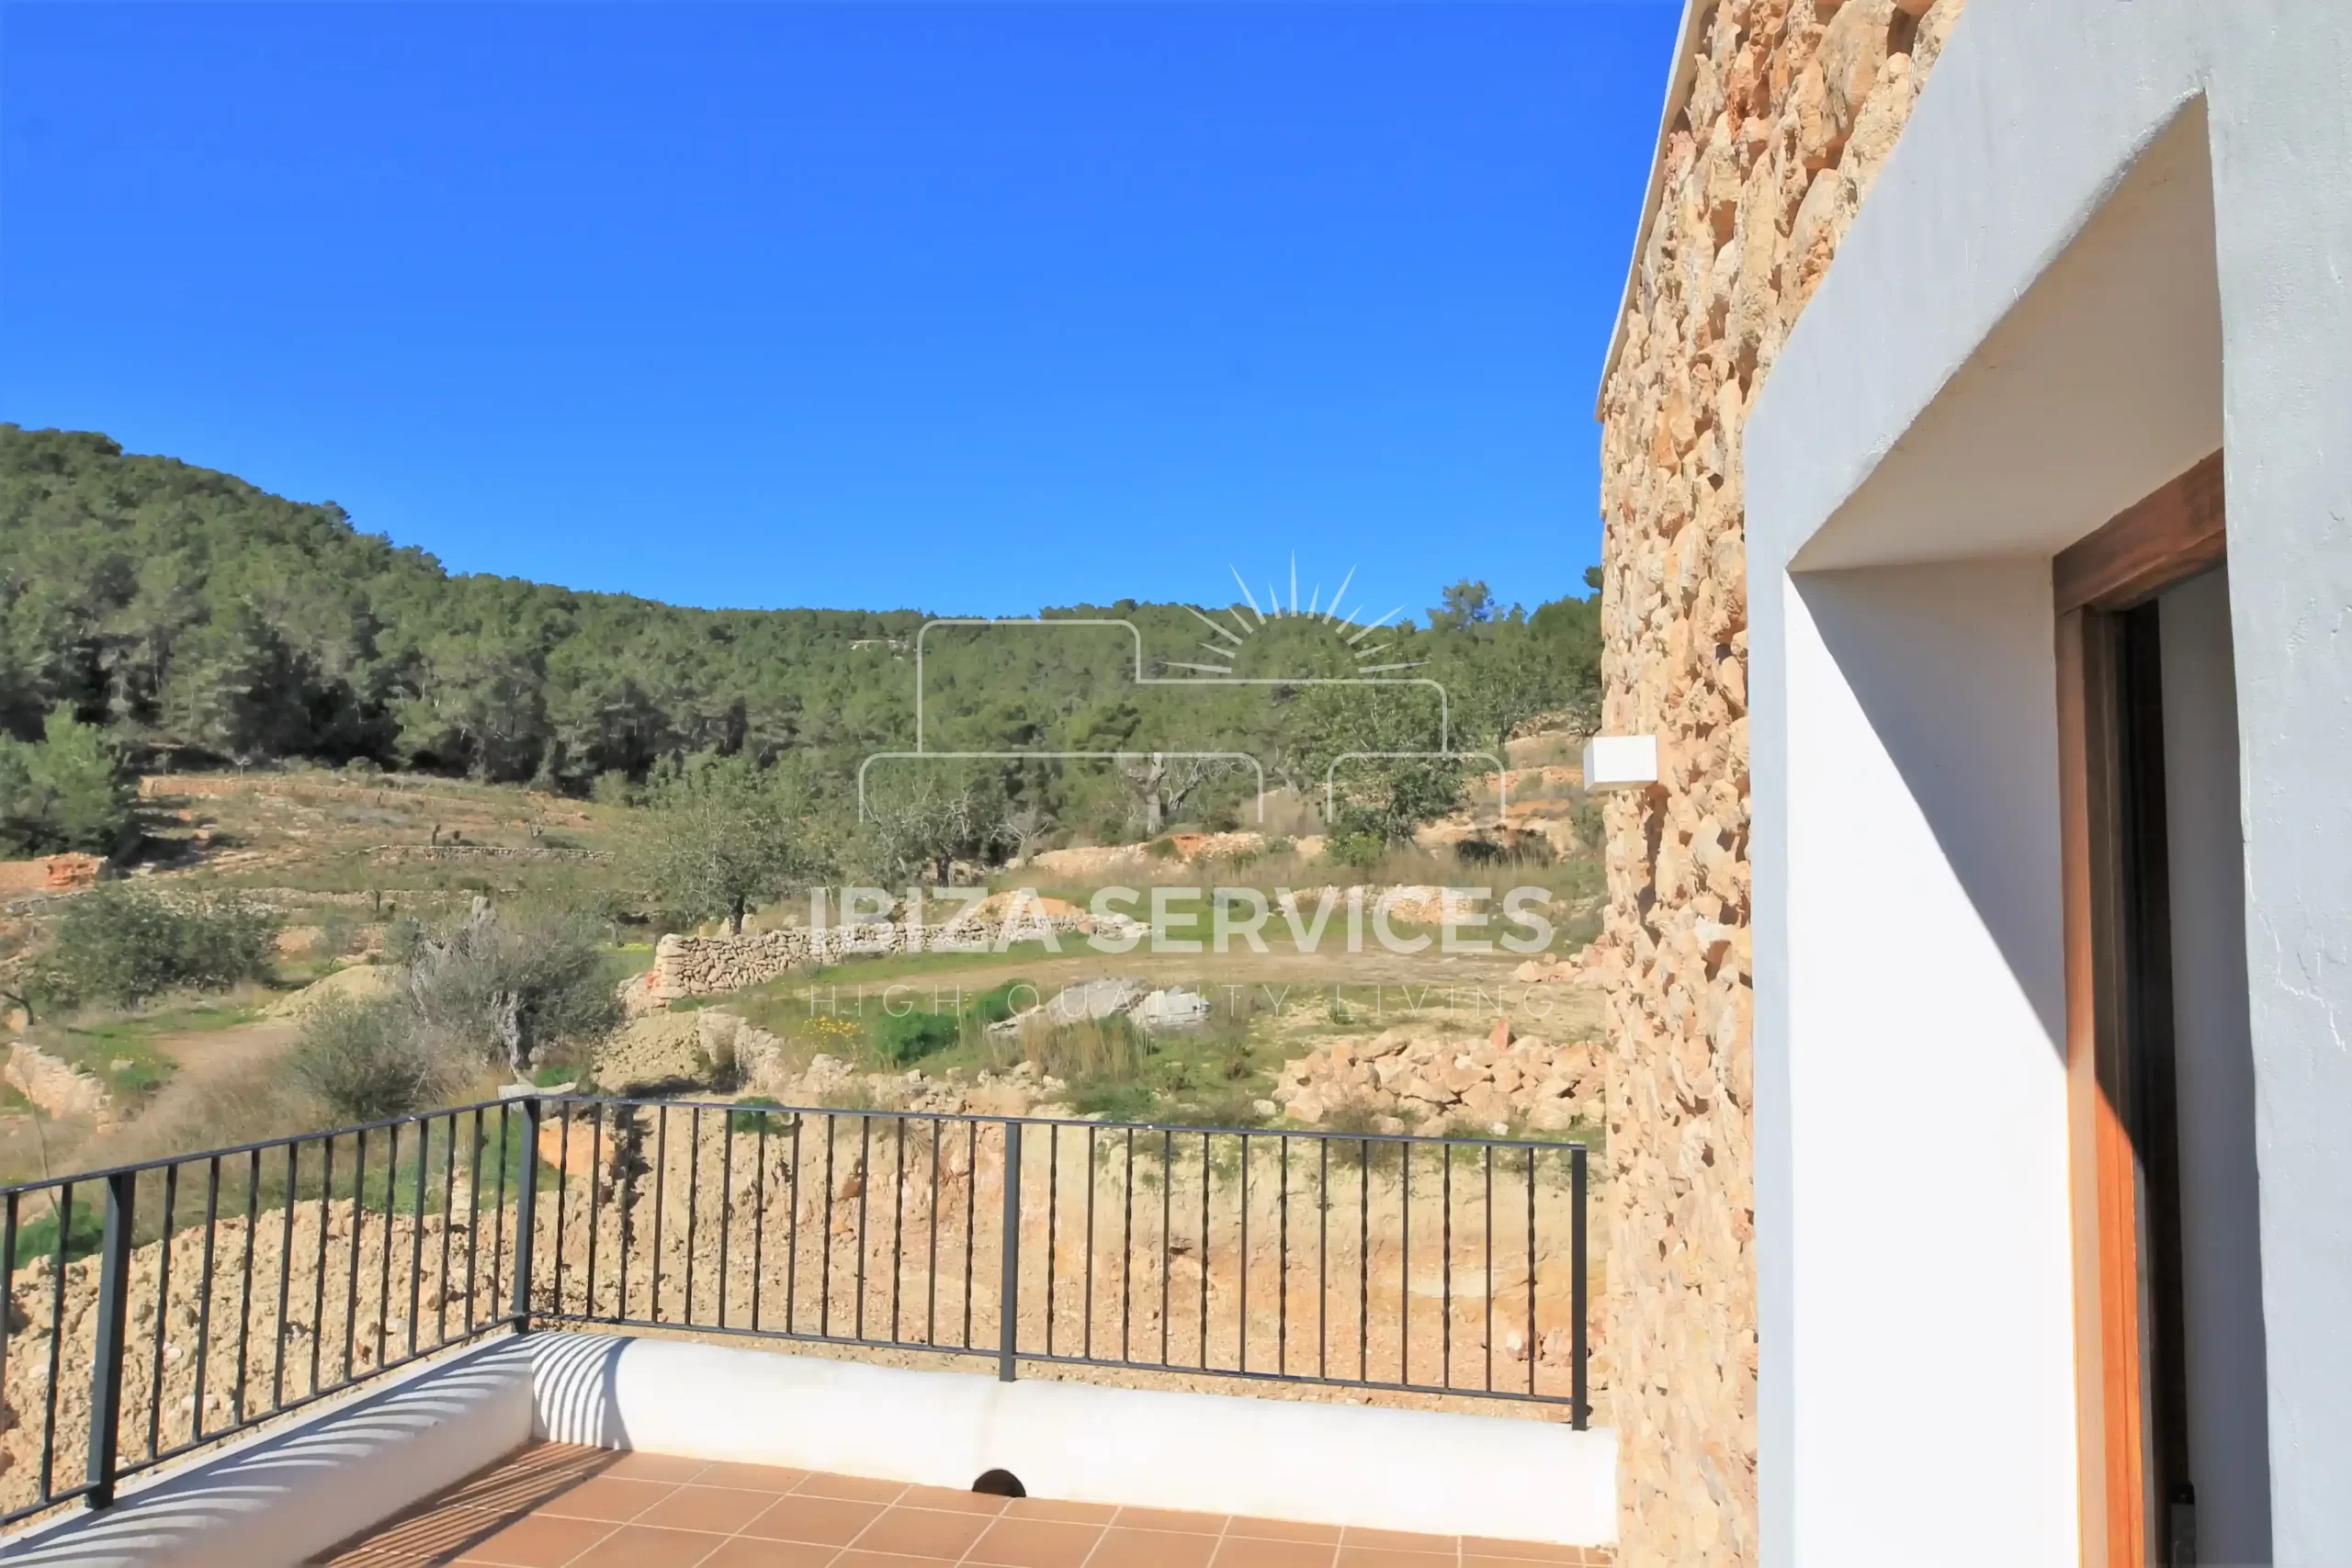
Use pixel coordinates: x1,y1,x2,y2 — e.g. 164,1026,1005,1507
1593,0,1709,422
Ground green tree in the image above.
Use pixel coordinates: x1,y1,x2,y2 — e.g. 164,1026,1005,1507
634,753,827,931
0,706,136,856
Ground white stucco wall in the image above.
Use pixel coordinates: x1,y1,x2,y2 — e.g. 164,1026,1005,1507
2159,564,2273,1567
1745,1,2352,1563
1763,560,2079,1566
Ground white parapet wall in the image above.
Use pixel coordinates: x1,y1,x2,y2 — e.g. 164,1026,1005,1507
532,1336,1618,1546
1,1333,1616,1564
0,1337,536,1568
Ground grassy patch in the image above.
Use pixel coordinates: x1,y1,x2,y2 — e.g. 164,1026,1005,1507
40,998,263,1100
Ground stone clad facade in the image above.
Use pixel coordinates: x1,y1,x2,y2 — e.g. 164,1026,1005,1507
1590,0,1964,1562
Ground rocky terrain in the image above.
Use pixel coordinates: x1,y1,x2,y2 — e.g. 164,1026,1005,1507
1272,1021,1605,1134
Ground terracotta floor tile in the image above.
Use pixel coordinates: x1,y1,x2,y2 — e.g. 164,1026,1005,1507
833,1552,959,1568
1225,1520,1341,1546
796,1472,909,1505
697,1461,814,1493
449,1510,617,1566
319,1504,497,1562
744,1495,889,1546
896,1483,1011,1515
567,1523,728,1568
1001,1498,1118,1525
1091,1526,1224,1568
435,1451,616,1511
1460,1545,1591,1565
537,1475,680,1522
966,1517,1107,1568
1464,1555,1583,1568
696,1542,845,1568
1110,1507,1228,1535
852,1506,995,1558
1333,1548,1456,1568
1337,1531,1454,1553
595,1451,715,1483
1213,1538,1340,1568
638,1484,788,1534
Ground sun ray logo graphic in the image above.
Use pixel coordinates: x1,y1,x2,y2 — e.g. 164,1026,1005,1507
1169,557,1426,677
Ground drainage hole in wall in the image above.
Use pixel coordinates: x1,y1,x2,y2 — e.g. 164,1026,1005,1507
972,1469,1027,1498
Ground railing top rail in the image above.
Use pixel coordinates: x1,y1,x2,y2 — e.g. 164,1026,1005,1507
0,1097,519,1201
544,1090,1590,1153
0,1089,1590,1201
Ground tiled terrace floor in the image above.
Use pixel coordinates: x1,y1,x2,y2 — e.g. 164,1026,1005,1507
316,1444,1613,1568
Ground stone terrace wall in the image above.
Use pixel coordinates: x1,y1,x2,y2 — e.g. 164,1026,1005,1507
652,913,1112,998
1590,1,1964,1563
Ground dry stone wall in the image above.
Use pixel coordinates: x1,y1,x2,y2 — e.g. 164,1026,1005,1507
1591,1,1963,1563
650,911,1117,998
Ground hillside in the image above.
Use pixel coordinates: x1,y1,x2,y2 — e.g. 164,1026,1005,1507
0,427,1600,842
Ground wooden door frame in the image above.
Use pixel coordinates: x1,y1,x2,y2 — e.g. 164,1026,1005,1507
2054,451,2224,1568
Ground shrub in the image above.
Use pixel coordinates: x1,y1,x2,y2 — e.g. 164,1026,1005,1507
32,883,279,1009
967,978,1035,1027
874,1008,958,1067
1144,837,1179,861
287,995,448,1122
12,1200,106,1268
1325,830,1385,871
402,899,622,1077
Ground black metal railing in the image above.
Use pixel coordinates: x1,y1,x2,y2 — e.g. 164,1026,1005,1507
0,1095,1589,1528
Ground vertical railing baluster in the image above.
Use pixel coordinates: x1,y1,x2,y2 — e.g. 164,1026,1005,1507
786,1113,803,1335
236,1154,259,1427
1044,1123,1058,1359
889,1117,905,1344
1525,1147,1538,1400
684,1107,701,1325
1197,1131,1210,1371
86,1171,135,1508
1083,1124,1096,1363
583,1104,604,1324
407,1120,429,1359
719,1107,737,1329
650,1106,668,1324
343,1130,364,1382
41,1183,71,1504
752,1107,771,1332
854,1115,870,1340
819,1114,834,1339
1120,1127,1135,1364
998,1119,1022,1382
1442,1139,1453,1391
1484,1145,1496,1393
462,1114,482,1332
310,1143,330,1395
1238,1134,1250,1374
926,1117,941,1346
148,1162,180,1458
511,1099,540,1334
1276,1135,1288,1377
274,1143,298,1407
193,1163,220,1439
962,1120,977,1348
1400,1140,1410,1386
1159,1127,1172,1369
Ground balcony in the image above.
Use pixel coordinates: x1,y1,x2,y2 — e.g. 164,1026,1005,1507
0,1097,1612,1565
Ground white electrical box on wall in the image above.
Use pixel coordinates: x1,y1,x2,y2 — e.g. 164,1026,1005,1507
1581,734,1659,792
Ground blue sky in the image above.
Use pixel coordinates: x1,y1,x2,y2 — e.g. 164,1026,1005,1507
1,2,1676,620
